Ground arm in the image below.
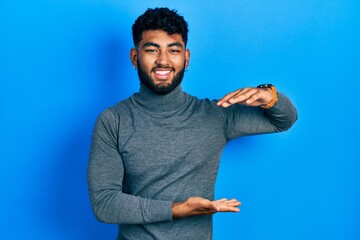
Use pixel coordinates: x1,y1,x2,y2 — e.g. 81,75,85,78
87,109,173,224
172,197,241,218
217,86,298,139
88,110,241,223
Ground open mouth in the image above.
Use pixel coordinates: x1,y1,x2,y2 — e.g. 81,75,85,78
153,69,173,80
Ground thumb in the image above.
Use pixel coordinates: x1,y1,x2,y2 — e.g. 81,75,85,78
211,202,220,212
199,198,218,212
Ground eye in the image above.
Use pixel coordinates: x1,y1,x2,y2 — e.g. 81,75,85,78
145,49,158,53
169,49,181,53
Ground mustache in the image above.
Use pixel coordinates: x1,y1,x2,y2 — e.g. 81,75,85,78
151,65,175,71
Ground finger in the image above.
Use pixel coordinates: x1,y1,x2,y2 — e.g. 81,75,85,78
219,88,259,108
203,199,219,212
200,198,216,209
227,198,241,204
217,205,241,212
225,198,238,202
213,198,228,203
214,198,238,205
244,92,264,105
247,88,273,106
217,90,242,106
214,198,238,203
213,200,227,211
193,200,218,213
226,201,242,207
227,88,251,101
228,88,258,105
218,200,241,207
212,198,233,212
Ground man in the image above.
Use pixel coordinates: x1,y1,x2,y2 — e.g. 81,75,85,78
87,7,298,240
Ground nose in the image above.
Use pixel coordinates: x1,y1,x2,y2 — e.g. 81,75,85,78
156,50,170,66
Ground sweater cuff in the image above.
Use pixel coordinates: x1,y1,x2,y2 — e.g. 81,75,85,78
143,199,173,223
264,92,298,131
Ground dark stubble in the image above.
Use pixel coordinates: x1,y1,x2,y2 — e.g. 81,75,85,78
137,60,186,95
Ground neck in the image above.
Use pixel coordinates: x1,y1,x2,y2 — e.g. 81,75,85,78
133,83,187,112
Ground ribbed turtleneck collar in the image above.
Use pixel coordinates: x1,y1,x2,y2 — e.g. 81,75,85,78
132,83,187,113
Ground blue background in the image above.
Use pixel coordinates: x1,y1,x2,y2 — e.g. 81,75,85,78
1,1,359,239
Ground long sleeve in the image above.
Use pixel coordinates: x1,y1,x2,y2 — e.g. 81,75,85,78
225,92,298,140
87,109,173,224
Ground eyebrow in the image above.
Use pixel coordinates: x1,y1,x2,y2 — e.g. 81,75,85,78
168,42,183,48
142,42,160,48
142,42,184,49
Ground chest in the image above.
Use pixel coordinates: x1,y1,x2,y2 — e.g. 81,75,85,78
118,107,227,178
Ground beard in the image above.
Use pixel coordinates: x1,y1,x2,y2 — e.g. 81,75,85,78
137,60,186,95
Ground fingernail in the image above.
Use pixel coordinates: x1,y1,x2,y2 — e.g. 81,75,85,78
222,103,229,108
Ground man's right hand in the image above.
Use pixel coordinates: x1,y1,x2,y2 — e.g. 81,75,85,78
172,197,241,219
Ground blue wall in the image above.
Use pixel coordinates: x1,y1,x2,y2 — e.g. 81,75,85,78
1,1,359,239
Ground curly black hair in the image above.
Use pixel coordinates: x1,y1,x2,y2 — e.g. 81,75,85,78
132,7,189,47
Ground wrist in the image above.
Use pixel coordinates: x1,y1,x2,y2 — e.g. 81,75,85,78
257,84,278,109
172,201,185,219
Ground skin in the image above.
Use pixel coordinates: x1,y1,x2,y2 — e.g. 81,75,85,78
217,87,273,108
130,30,190,94
130,29,274,218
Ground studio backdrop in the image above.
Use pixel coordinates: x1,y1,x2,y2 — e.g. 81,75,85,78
1,1,359,239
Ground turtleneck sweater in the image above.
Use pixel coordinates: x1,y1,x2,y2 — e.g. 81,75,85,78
88,83,298,240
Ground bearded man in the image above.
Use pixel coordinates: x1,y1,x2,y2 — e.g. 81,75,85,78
88,7,298,240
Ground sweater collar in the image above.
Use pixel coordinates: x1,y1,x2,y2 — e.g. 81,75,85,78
133,83,187,112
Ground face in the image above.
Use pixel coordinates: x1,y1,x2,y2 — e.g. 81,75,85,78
130,30,190,95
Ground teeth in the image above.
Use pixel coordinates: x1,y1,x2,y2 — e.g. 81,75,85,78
155,70,171,75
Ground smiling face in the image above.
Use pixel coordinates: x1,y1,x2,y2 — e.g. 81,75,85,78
130,30,190,95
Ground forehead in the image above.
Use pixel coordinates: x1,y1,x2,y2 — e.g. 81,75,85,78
139,30,185,47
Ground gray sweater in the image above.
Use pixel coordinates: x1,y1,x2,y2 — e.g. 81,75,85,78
87,84,297,239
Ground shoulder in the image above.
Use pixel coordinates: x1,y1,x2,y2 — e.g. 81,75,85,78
110,96,133,114
97,96,134,121
185,92,227,118
94,96,133,126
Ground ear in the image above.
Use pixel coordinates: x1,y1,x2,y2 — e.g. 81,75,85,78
185,49,190,68
130,48,138,67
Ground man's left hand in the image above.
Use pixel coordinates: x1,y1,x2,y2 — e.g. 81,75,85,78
217,87,273,108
